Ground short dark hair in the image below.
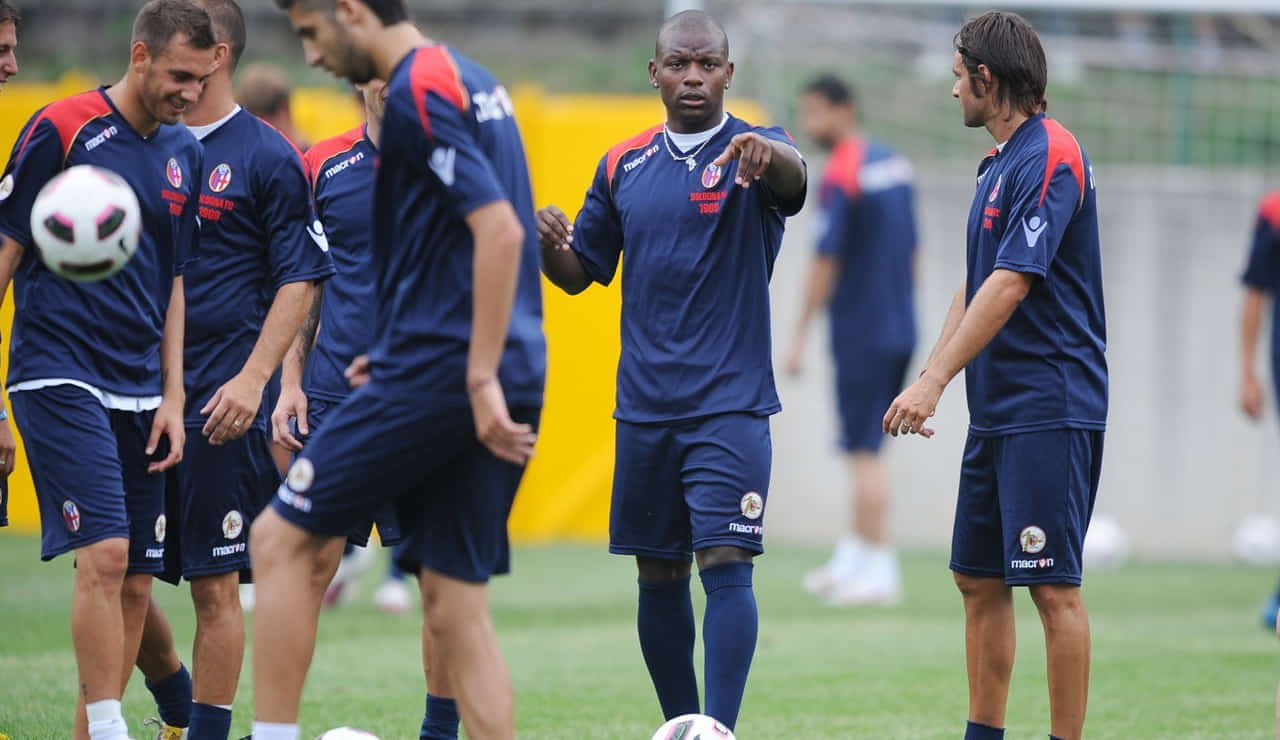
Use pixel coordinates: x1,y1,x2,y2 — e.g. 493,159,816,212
954,10,1047,117
656,9,728,58
273,0,408,26
803,74,856,108
199,0,246,70
132,0,217,56
237,63,293,116
0,2,20,27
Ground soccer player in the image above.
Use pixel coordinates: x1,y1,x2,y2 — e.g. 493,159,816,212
1239,189,1280,630
274,77,459,737
0,0,20,530
0,2,216,738
785,74,918,606
537,11,806,730
883,12,1106,740
256,1,546,738
136,1,335,737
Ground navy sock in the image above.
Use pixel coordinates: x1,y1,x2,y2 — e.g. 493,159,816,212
419,694,459,739
144,664,192,728
1050,736,1067,740
637,576,700,719
964,721,1005,739
700,562,757,731
188,703,232,740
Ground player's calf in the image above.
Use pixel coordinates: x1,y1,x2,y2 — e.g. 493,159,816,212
1030,584,1090,740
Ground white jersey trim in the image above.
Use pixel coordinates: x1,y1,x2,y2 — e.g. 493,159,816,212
8,379,162,412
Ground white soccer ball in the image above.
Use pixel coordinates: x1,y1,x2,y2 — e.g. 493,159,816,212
29,164,141,282
651,714,736,740
1083,515,1130,569
1233,515,1280,565
316,729,379,740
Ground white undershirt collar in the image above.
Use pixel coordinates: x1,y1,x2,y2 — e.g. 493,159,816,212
187,105,242,141
665,112,729,153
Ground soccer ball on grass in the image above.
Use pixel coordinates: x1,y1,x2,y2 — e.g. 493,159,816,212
651,714,735,740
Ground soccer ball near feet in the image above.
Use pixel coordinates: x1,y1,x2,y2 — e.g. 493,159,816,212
651,714,735,740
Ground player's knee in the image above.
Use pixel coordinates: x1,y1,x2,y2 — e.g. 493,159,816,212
422,579,485,638
1029,583,1083,621
119,573,152,612
694,546,754,571
953,572,1005,601
636,556,692,583
75,537,130,592
189,574,241,621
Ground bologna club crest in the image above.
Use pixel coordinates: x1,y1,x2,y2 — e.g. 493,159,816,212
702,162,723,190
62,500,81,532
166,158,183,188
208,163,233,193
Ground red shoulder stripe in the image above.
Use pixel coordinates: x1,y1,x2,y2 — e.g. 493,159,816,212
305,126,365,187
823,136,866,199
17,90,111,163
410,46,468,140
1039,118,1085,208
605,124,663,185
1259,191,1280,232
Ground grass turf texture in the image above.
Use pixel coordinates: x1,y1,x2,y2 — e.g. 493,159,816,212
0,533,1275,739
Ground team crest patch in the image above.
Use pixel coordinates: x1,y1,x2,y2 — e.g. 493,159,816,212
155,514,166,543
701,162,723,189
0,173,13,202
208,163,232,193
987,173,1002,203
222,510,244,540
739,491,764,521
287,458,315,493
1020,525,1047,554
62,500,81,533
166,158,183,188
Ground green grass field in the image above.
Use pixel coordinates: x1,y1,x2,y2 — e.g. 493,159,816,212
1,533,1276,739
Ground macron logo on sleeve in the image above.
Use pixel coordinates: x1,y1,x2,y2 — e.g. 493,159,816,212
1022,215,1048,247
430,146,457,186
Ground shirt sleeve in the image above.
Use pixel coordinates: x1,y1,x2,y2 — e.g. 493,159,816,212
0,114,64,249
1243,208,1279,292
569,156,623,286
419,90,507,218
752,125,807,217
816,187,858,258
992,154,1086,277
259,147,336,290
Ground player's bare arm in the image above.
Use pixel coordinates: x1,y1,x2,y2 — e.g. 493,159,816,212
202,279,318,445
884,269,1032,437
1241,287,1267,420
272,285,323,450
536,204,591,295
468,200,537,465
0,235,23,476
921,284,967,373
149,276,186,473
784,254,839,376
711,132,806,197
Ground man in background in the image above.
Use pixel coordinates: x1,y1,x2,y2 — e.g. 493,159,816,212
785,74,918,606
237,61,310,150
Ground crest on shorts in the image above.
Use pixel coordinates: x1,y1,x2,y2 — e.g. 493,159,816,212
62,500,81,532
222,510,244,540
701,162,723,189
0,173,14,202
166,158,183,188
155,514,166,543
208,163,232,193
1020,525,1047,554
287,458,315,493
739,491,764,521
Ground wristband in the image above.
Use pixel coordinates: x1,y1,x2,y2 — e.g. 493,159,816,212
0,406,7,421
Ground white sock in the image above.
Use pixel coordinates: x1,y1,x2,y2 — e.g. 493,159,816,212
833,533,866,570
86,699,129,740
252,721,301,740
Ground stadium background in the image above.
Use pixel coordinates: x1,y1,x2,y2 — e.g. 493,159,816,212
1,0,1279,558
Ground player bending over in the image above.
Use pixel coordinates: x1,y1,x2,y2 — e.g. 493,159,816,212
0,2,215,737
538,10,806,731
884,12,1107,740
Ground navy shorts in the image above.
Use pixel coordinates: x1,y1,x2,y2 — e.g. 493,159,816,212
162,428,280,582
834,352,912,453
609,412,772,561
298,396,401,548
11,385,167,572
272,383,540,584
950,429,1104,586
0,476,8,527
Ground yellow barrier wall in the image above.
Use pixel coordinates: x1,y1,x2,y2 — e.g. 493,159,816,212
0,76,766,545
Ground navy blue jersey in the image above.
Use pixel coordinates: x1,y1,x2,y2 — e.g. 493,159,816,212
818,136,917,354
571,116,805,422
183,110,334,430
964,113,1107,436
302,126,377,402
1241,191,1280,364
0,88,201,396
373,46,545,406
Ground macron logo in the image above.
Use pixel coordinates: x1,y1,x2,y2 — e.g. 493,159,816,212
324,151,365,180
1022,215,1048,247
85,126,119,152
430,147,457,187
